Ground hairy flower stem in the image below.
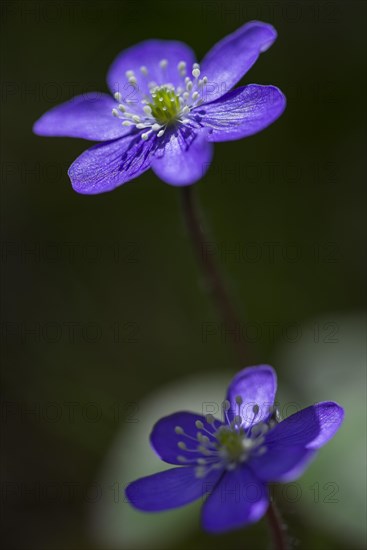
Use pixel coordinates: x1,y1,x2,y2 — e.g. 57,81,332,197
266,500,289,550
180,185,249,364
180,185,288,550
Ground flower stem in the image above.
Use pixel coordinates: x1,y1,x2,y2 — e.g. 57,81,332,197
266,501,288,550
180,185,249,364
180,185,288,550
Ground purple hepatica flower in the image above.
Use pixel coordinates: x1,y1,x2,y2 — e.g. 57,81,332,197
126,365,344,533
33,21,286,194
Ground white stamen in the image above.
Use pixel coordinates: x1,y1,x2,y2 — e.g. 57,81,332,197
114,92,122,102
140,66,148,75
112,108,119,117
192,64,200,78
206,414,215,424
159,59,168,69
143,105,152,116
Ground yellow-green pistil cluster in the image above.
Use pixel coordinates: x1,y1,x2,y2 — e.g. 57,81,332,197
148,87,181,125
216,426,249,462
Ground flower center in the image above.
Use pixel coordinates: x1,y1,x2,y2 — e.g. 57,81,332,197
216,426,253,462
111,60,208,140
173,400,280,479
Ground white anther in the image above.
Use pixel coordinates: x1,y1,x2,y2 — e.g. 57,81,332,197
174,426,184,434
178,441,186,450
203,76,208,84
178,61,186,71
234,415,242,426
118,104,126,112
192,68,200,78
195,420,204,430
182,106,190,115
125,70,135,78
114,92,122,102
129,76,137,85
199,446,212,455
141,132,150,140
235,396,243,405
257,447,267,456
206,414,215,424
192,91,199,101
186,81,193,92
122,121,133,126
157,129,165,137
112,108,119,117
223,400,231,411
183,92,189,100
177,455,187,462
197,458,208,465
143,105,152,116
132,115,141,122
140,66,148,75
159,59,168,69
152,123,161,131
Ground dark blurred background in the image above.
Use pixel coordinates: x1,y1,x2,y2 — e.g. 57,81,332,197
1,1,366,549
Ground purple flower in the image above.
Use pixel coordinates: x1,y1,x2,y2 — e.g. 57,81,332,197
33,21,286,194
125,365,344,533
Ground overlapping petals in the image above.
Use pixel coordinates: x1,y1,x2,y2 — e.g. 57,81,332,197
151,128,213,186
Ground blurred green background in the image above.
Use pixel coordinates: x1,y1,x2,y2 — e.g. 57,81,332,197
1,0,366,549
